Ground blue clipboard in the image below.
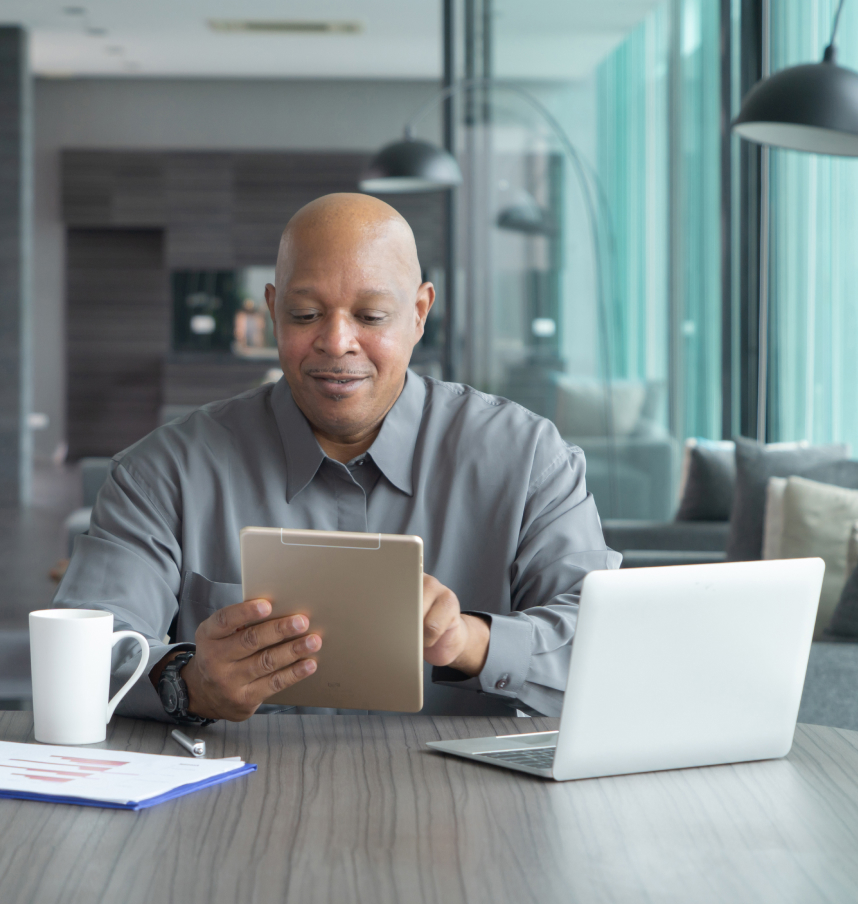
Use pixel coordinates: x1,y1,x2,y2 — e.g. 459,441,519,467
0,762,257,811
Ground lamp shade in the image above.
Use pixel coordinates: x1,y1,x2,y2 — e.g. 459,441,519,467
358,138,462,193
733,58,858,156
495,192,556,235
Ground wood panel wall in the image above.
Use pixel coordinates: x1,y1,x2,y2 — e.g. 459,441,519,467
63,151,446,458
0,28,29,504
62,151,445,269
66,229,169,459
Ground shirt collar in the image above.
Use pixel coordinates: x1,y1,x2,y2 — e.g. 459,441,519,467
366,370,425,497
271,378,326,503
271,370,426,502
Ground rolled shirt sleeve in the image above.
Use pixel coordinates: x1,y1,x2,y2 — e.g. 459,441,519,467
434,440,621,716
53,458,190,721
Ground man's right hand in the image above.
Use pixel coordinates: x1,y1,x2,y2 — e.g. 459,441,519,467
155,599,321,722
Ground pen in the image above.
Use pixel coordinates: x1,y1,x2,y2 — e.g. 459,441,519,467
171,728,206,758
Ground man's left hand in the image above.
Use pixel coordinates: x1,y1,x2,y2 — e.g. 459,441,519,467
422,574,490,676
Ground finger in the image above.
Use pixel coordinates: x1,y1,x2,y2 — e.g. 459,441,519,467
246,657,318,702
200,599,272,641
423,591,460,646
422,573,444,617
241,632,322,683
223,613,310,662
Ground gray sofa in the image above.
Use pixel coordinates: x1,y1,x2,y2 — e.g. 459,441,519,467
577,435,679,522
600,457,858,734
602,519,728,568
500,367,678,521
798,642,858,731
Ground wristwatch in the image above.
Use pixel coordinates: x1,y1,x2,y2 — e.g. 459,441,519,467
157,651,216,726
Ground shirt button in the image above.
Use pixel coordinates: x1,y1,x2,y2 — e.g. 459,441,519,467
495,674,510,690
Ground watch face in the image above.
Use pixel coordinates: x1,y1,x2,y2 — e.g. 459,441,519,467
160,683,178,713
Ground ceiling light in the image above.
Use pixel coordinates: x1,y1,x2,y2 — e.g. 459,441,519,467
207,20,362,35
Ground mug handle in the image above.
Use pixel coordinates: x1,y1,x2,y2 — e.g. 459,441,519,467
106,631,151,722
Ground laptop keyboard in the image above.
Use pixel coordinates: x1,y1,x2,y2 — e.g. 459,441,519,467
481,747,556,769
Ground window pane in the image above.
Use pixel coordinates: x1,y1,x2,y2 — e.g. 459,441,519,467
768,0,858,450
471,0,722,520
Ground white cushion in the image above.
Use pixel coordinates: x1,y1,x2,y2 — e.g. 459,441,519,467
779,476,858,638
761,477,787,560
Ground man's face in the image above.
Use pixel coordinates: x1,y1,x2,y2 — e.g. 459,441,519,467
265,228,434,442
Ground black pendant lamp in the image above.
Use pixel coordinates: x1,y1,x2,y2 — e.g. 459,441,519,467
733,0,858,155
358,128,462,193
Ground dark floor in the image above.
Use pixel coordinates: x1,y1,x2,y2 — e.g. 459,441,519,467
0,462,82,630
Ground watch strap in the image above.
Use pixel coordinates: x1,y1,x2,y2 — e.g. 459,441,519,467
159,651,216,726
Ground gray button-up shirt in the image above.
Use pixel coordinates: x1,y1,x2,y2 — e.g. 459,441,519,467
54,372,621,719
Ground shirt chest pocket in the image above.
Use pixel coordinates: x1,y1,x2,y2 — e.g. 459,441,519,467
175,571,244,643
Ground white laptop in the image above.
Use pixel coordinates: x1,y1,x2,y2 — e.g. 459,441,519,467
427,558,825,781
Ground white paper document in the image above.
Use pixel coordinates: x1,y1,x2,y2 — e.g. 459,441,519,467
0,740,256,810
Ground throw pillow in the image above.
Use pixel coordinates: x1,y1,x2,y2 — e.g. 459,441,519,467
800,459,858,491
826,522,858,640
779,477,858,638
725,437,849,561
761,477,787,560
553,379,646,438
675,439,736,521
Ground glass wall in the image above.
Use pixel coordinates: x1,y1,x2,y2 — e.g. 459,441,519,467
453,0,723,520
767,0,858,452
597,0,722,443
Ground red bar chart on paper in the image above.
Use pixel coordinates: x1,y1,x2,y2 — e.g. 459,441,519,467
0,740,254,809
0,752,131,783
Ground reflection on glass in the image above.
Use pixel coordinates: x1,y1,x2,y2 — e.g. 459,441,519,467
172,267,278,358
457,0,721,520
233,299,268,352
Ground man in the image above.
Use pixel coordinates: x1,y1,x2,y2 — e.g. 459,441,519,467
54,193,620,723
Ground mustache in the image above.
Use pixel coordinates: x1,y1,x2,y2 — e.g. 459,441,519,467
305,367,373,377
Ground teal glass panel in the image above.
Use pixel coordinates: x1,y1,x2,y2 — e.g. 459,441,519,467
597,0,722,444
729,0,744,439
485,3,677,520
597,6,670,387
767,0,858,451
678,0,722,442
474,0,722,519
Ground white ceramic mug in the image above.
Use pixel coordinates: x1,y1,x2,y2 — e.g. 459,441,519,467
29,609,150,745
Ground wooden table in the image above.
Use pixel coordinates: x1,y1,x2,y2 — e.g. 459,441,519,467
1,712,857,904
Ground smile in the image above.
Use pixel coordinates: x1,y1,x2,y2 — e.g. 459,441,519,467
310,374,370,395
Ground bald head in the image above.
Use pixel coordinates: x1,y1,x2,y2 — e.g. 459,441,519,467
274,193,422,300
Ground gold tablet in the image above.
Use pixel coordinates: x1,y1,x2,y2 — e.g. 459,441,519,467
240,527,424,712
